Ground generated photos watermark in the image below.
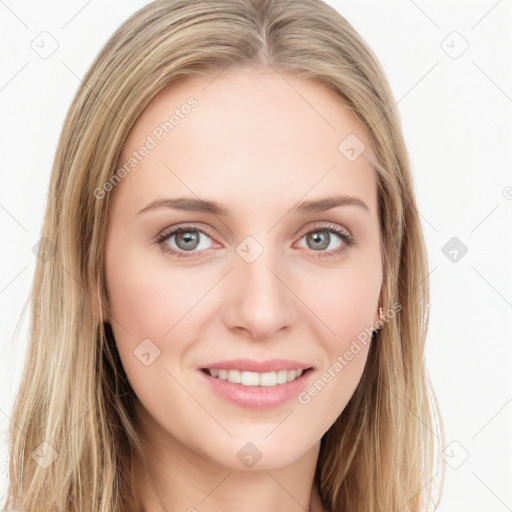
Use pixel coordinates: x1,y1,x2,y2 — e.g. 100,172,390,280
297,302,402,405
94,96,198,199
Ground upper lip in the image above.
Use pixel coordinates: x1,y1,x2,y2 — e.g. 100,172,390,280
200,358,314,373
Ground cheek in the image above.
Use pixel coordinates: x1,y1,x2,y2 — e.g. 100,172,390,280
104,246,202,368
305,261,381,343
297,262,380,414
106,242,210,328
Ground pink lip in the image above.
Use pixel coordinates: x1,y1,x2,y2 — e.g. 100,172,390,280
198,366,315,410
199,358,313,373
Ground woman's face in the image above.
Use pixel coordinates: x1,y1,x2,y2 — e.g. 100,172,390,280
104,67,383,470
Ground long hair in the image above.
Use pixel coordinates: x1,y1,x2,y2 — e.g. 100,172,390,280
4,1,444,510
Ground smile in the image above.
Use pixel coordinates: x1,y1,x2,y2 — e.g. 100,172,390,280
202,368,308,387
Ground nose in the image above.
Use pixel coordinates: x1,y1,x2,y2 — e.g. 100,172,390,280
221,244,298,340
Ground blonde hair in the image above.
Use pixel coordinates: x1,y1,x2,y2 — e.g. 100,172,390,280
4,0,444,510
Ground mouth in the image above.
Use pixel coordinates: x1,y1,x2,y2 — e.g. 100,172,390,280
200,367,314,387
198,363,315,409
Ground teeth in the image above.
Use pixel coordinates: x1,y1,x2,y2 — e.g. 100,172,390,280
207,368,305,386
241,371,260,386
227,369,241,384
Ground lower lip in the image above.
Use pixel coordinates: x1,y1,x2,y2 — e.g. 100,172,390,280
198,369,314,410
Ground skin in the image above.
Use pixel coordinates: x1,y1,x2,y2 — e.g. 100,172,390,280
103,66,383,512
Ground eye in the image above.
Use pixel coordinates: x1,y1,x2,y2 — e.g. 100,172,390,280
155,222,355,259
155,225,216,257
295,222,355,258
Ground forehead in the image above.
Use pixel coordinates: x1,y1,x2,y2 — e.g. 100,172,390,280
114,67,378,216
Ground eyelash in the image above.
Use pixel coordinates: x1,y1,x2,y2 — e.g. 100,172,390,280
154,222,355,259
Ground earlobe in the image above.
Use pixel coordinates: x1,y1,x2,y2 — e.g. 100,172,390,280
372,304,385,338
374,283,385,328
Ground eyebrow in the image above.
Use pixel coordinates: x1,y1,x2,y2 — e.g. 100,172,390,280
136,194,370,217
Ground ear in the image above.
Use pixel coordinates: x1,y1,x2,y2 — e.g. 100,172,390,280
374,278,386,327
373,306,381,327
373,287,385,329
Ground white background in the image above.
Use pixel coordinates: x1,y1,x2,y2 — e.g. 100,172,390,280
1,1,511,510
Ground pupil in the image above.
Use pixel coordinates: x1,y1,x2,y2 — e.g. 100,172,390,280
307,231,329,250
177,231,199,250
